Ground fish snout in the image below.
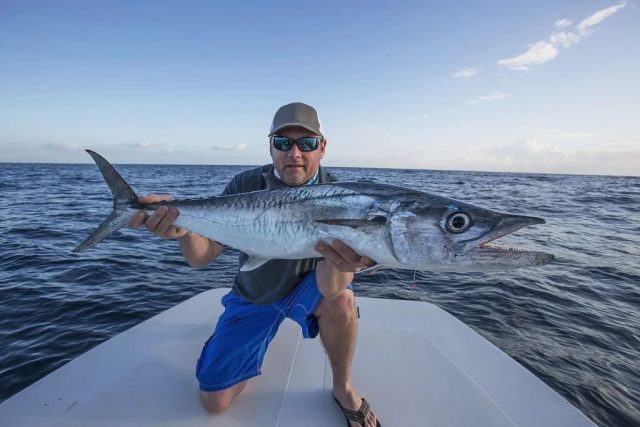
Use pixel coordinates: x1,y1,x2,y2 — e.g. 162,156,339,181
504,214,545,227
486,214,546,242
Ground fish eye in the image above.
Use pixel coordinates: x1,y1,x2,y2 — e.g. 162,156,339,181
446,212,472,233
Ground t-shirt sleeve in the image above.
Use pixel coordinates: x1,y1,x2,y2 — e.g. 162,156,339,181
221,175,241,196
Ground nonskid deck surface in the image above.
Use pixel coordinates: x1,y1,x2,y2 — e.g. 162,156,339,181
0,288,595,426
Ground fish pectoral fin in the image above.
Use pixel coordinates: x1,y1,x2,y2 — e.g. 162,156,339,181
240,256,272,272
356,263,384,275
315,216,386,229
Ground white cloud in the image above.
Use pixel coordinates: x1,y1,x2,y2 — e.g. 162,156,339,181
539,129,595,139
45,140,80,151
498,2,626,70
554,18,572,30
410,113,430,120
434,138,639,175
497,41,559,70
548,31,580,48
106,141,166,151
477,139,640,175
330,138,640,176
577,3,626,34
211,143,248,151
466,91,512,105
130,142,163,150
601,140,640,150
451,67,478,78
488,139,576,163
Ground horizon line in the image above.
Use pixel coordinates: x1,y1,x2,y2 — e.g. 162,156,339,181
1,160,637,179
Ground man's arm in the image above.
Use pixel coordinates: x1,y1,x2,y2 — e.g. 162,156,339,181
178,232,224,268
128,194,223,268
314,240,376,299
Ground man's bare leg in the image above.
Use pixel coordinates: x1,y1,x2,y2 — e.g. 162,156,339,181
199,379,249,414
314,290,378,427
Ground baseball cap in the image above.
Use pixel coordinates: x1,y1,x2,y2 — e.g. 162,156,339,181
268,102,323,137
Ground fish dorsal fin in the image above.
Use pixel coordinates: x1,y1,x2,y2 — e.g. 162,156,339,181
240,256,271,272
315,216,386,229
262,173,289,189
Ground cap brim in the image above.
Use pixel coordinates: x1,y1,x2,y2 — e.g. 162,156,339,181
268,123,323,137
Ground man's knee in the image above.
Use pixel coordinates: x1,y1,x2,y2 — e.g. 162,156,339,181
199,380,248,414
318,289,356,319
200,390,231,414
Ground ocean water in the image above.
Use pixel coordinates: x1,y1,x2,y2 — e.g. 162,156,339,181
0,162,639,426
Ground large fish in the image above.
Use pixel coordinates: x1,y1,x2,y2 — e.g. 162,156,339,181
74,150,553,271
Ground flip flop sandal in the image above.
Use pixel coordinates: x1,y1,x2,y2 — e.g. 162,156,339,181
333,395,382,427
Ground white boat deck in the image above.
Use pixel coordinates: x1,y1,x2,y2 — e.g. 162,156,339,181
0,288,595,426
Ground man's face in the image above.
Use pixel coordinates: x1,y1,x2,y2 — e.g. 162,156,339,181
270,126,326,186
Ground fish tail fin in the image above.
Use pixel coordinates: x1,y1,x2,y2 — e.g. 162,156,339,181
72,209,133,253
85,150,138,204
72,150,139,253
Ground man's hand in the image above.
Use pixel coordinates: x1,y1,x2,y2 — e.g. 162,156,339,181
128,194,189,240
314,240,376,273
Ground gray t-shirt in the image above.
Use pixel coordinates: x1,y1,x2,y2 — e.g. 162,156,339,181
221,164,338,304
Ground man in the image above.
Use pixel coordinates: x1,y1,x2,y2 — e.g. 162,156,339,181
129,102,380,427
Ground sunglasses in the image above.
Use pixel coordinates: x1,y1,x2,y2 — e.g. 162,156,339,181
271,136,322,152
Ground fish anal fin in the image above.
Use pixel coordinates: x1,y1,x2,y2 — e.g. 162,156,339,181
240,256,271,272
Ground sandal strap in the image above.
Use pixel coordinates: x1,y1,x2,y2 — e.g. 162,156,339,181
339,398,371,424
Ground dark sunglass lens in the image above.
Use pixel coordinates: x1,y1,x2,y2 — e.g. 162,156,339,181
298,137,319,152
273,137,293,151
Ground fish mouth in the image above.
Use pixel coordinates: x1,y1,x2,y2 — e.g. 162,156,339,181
462,215,554,268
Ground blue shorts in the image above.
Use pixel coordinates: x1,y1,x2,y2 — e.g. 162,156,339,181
196,271,351,392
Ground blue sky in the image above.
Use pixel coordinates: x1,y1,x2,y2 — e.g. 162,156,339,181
1,0,638,175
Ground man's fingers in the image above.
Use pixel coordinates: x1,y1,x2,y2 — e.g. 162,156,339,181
316,240,376,272
128,211,147,228
144,206,169,233
155,207,179,236
359,255,376,269
315,241,354,272
330,240,363,265
129,194,173,229
144,206,180,238
138,194,173,204
315,241,337,259
328,240,373,269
